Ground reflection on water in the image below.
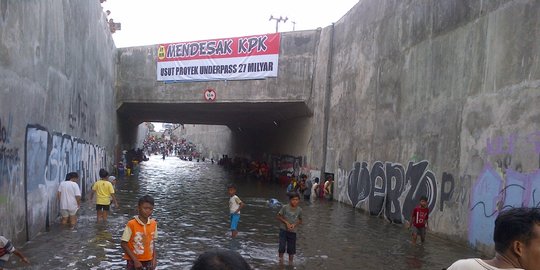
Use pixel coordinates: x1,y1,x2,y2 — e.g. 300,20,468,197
13,155,481,269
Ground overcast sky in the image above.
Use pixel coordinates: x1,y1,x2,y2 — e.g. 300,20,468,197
101,0,359,48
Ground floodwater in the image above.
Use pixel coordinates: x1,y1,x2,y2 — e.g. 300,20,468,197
10,155,481,269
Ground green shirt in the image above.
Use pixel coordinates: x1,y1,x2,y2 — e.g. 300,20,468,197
278,204,302,232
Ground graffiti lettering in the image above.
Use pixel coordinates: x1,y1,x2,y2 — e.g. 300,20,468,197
496,154,512,172
440,172,455,211
0,115,13,144
368,162,385,216
347,162,369,207
0,115,20,202
0,144,20,198
385,163,405,223
486,132,540,167
68,93,89,133
346,160,438,224
469,165,540,247
0,115,23,239
271,154,302,185
25,125,106,240
486,134,516,156
526,131,540,155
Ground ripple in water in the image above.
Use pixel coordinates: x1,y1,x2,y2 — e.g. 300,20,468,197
15,155,482,269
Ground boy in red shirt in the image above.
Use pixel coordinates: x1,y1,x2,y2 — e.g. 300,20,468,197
121,195,157,270
408,195,429,244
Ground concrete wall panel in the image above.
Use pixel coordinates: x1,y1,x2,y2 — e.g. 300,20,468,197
0,0,116,244
117,30,320,105
322,0,540,253
172,124,233,162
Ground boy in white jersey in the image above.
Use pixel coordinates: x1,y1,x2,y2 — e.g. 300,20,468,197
227,184,245,238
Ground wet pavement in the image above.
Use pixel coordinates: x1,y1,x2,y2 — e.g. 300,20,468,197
9,155,482,269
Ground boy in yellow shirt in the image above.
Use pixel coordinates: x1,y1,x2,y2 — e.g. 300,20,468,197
90,169,118,222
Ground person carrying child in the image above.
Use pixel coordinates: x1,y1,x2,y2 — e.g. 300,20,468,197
121,195,158,270
276,192,303,265
228,184,245,238
0,235,30,270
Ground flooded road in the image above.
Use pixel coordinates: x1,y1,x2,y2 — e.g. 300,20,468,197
13,155,481,269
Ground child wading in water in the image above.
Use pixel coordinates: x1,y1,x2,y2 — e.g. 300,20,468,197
121,195,158,270
228,184,245,238
277,193,302,265
408,195,429,244
0,235,30,270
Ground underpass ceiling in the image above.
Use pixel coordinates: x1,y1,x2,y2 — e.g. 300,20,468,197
117,101,312,130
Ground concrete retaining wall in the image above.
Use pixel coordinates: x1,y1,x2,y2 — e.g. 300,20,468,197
320,0,540,252
173,124,233,161
111,0,540,253
116,30,319,105
0,0,117,243
3,0,536,253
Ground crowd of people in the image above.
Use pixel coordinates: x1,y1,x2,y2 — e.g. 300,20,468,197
218,156,271,181
216,154,335,202
2,130,538,269
143,136,203,161
284,174,333,201
99,0,120,34
2,160,540,269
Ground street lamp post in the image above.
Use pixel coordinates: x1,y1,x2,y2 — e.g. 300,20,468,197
269,15,288,33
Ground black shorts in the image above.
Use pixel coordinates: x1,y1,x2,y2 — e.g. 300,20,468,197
126,260,152,270
278,229,297,255
96,204,110,211
413,226,427,240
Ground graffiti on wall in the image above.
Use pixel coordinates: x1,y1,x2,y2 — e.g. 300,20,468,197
25,125,106,240
0,114,26,238
68,92,89,133
486,132,540,170
468,132,540,247
0,115,18,195
271,154,302,185
439,172,455,211
340,160,450,224
468,165,540,246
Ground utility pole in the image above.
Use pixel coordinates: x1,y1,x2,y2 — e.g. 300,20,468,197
269,15,288,33
291,21,296,31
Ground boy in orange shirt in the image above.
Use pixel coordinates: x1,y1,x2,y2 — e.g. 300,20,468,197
121,195,158,270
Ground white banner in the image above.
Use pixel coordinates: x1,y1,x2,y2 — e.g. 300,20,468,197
157,33,280,82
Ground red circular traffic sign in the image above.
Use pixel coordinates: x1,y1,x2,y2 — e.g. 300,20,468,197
204,88,216,101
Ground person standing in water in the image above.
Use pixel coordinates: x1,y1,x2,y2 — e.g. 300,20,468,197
277,192,303,265
121,195,158,270
228,184,245,238
90,168,118,222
